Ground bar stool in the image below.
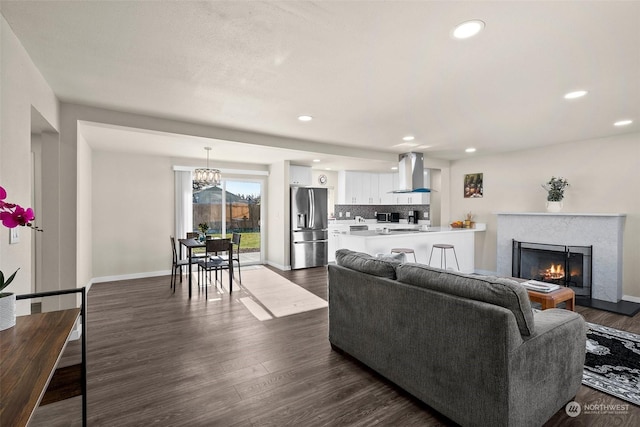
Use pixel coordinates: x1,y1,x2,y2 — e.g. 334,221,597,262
428,244,460,271
391,248,417,262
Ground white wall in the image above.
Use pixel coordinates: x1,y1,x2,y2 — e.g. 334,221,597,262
266,161,288,269
450,132,640,298
90,149,271,280
423,157,452,226
92,151,174,279
76,131,92,287
1,17,59,314
312,169,338,216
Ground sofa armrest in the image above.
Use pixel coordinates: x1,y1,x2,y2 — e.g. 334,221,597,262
507,309,586,426
531,308,586,337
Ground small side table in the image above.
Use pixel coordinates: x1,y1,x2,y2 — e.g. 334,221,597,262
527,287,575,311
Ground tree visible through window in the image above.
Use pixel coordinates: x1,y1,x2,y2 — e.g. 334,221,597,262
192,181,261,258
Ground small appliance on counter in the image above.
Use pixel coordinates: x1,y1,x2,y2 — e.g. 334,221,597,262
407,210,420,224
376,212,391,223
390,212,400,223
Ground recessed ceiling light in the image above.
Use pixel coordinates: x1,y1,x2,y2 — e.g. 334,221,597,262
325,167,332,170
391,166,398,170
402,135,415,141
312,159,321,163
614,119,633,126
564,90,588,100
452,20,485,39
298,115,313,122
465,147,477,153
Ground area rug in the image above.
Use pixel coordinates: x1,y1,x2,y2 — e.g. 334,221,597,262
584,322,640,406
239,267,327,320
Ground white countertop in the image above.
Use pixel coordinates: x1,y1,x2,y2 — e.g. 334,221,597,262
346,224,486,238
329,219,430,226
334,223,485,273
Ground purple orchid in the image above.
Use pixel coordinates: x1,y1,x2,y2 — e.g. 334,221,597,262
0,185,42,231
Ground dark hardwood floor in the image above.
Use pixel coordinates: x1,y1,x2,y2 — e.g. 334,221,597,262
30,266,640,426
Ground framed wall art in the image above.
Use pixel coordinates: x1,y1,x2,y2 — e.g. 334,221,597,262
464,173,483,198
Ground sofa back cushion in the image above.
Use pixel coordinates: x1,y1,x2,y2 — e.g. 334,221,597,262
335,249,399,279
396,264,535,336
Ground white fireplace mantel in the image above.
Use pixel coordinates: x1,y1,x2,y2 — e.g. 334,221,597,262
495,212,626,303
495,212,626,217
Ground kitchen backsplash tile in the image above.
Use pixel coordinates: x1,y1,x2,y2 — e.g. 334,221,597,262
333,204,429,221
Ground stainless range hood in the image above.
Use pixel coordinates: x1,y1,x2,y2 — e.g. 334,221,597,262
393,152,431,193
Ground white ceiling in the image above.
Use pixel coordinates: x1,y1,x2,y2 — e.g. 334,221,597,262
2,1,639,170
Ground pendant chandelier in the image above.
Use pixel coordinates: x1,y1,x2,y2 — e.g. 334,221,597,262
193,147,221,190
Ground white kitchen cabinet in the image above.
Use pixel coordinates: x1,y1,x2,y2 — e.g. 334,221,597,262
338,171,429,205
339,171,367,204
358,172,379,204
367,173,379,204
338,171,357,204
328,223,351,262
290,165,312,185
378,173,396,204
339,171,389,205
394,192,430,205
353,173,367,204
337,171,347,204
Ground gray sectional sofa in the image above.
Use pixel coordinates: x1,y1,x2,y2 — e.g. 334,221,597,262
328,249,586,427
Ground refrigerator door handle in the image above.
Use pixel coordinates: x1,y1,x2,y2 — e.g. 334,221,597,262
308,188,315,229
293,240,328,244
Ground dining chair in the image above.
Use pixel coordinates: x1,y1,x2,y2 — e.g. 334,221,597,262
220,233,242,285
197,238,233,297
170,236,199,293
186,232,209,260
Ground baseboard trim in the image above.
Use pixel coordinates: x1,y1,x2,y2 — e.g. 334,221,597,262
92,270,171,284
265,261,290,271
623,295,640,304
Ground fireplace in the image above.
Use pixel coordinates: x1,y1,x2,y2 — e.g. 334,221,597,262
512,240,593,299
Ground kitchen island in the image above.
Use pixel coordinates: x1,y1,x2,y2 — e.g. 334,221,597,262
337,224,486,273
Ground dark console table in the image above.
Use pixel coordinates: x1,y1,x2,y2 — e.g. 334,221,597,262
0,288,87,426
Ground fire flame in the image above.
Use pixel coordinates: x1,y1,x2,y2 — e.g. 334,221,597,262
544,264,565,280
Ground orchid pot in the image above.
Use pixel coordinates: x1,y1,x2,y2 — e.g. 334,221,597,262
0,293,16,331
0,268,19,331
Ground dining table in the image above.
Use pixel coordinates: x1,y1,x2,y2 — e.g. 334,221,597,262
178,238,233,298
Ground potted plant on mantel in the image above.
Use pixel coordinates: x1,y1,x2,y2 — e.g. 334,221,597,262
542,177,570,212
0,185,43,331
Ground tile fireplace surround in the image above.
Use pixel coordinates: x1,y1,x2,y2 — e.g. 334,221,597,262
496,213,626,303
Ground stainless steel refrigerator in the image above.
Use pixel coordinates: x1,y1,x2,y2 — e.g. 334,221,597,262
290,187,328,269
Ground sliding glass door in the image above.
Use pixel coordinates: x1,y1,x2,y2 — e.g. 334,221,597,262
192,179,262,265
